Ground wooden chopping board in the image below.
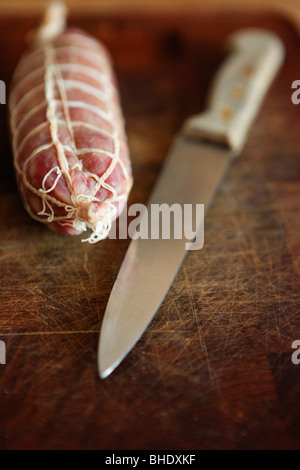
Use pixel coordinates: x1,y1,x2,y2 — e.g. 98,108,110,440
0,10,299,450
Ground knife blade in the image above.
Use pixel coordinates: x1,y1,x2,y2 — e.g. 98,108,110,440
98,29,285,378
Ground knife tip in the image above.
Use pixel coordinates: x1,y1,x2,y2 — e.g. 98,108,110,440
98,354,121,379
99,370,110,380
98,365,113,379
98,359,112,379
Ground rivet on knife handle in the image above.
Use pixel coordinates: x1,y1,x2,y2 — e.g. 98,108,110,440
183,29,285,152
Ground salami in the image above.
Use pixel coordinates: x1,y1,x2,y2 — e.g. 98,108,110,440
9,2,132,243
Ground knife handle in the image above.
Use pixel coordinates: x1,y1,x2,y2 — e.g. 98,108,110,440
183,29,285,153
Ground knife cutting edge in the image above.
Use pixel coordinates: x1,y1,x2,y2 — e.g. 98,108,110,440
98,29,285,378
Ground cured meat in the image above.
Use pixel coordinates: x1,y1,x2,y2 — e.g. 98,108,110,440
9,2,132,243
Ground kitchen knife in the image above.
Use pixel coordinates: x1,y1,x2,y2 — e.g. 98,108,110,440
98,29,285,378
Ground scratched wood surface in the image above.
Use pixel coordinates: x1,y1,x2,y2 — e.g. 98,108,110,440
0,11,299,450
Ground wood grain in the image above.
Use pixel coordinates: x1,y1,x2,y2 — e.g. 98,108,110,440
0,11,299,450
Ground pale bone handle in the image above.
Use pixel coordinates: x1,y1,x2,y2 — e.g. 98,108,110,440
183,29,285,153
